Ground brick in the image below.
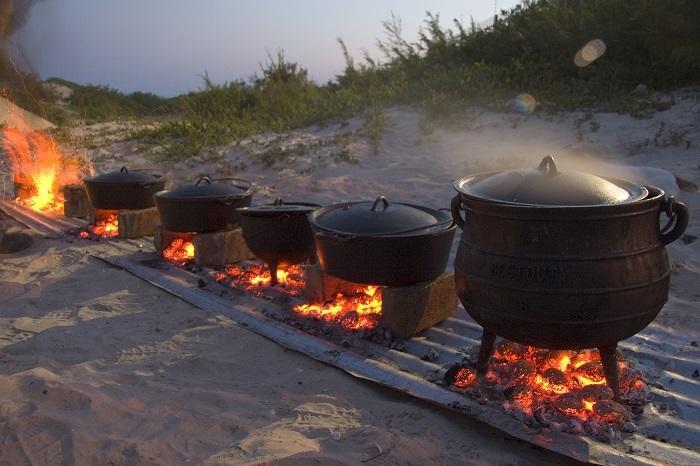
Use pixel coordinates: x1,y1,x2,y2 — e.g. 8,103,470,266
153,224,194,253
62,184,90,218
304,263,361,302
117,207,158,239
193,228,255,267
380,272,457,339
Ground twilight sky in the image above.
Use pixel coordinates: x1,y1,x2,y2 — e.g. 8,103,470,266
16,0,519,97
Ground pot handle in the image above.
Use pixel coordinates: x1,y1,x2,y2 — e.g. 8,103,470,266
451,195,466,229
371,196,390,212
120,166,129,173
659,196,689,245
196,177,213,186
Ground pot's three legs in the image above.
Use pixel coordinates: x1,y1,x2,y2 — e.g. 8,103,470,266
269,260,278,286
598,344,621,402
476,329,497,374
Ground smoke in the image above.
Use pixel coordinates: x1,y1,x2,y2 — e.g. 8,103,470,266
0,0,41,75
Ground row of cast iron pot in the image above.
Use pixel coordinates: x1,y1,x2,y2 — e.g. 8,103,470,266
82,166,458,286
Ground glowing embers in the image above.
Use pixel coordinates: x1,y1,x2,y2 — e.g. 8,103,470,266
2,125,83,215
79,213,119,240
162,238,195,265
215,263,305,297
294,285,382,331
446,341,648,436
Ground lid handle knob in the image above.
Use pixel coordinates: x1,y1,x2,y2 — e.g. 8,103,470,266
537,156,559,176
195,177,213,186
273,197,285,206
371,196,390,212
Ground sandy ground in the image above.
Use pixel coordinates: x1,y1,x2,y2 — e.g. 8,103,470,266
1,89,699,465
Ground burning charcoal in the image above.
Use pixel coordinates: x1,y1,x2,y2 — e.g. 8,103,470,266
536,368,568,394
505,385,535,412
554,392,584,417
574,361,606,386
508,360,536,387
494,340,526,362
451,366,477,389
571,349,601,369
593,399,630,424
577,384,614,402
546,350,573,372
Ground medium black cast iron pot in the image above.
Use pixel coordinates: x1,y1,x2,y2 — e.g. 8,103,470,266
309,196,456,286
154,177,254,233
450,156,689,399
83,166,165,210
237,198,321,284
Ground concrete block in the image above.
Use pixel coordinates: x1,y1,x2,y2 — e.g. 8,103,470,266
117,207,158,239
380,272,457,339
193,228,255,267
62,184,90,218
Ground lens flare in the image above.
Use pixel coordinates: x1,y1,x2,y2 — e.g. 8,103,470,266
574,39,606,67
510,93,537,114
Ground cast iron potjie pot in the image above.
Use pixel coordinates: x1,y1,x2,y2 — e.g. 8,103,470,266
237,198,321,284
309,196,456,286
83,166,165,210
154,177,254,233
451,156,689,400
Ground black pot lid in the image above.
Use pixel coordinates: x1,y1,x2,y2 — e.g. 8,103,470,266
311,196,453,236
157,177,252,199
237,197,320,215
454,156,648,207
84,166,161,183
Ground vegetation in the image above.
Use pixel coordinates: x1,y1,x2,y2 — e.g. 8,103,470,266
7,0,700,159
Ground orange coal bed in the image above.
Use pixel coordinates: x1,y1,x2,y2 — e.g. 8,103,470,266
154,224,254,268
292,264,457,338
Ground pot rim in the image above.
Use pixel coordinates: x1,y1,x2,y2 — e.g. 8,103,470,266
237,198,320,216
83,166,164,184
453,177,658,209
310,218,457,239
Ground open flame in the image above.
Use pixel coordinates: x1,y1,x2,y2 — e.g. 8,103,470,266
448,341,647,429
293,286,382,331
215,263,305,297
79,213,119,240
163,238,195,264
2,124,82,215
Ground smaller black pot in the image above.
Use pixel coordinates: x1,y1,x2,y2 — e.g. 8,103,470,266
154,177,254,233
83,166,165,210
309,196,456,286
237,198,321,284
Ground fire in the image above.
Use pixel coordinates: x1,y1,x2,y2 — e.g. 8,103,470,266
79,213,119,240
216,263,305,297
448,340,647,429
2,124,82,215
293,285,382,331
163,238,195,264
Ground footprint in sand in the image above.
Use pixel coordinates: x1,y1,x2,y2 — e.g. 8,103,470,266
16,416,75,466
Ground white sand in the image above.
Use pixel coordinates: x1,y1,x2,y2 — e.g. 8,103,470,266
1,90,698,464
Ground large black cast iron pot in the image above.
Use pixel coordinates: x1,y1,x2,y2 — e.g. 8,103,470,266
309,196,456,286
237,198,321,284
451,156,689,399
154,177,254,233
83,166,165,210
